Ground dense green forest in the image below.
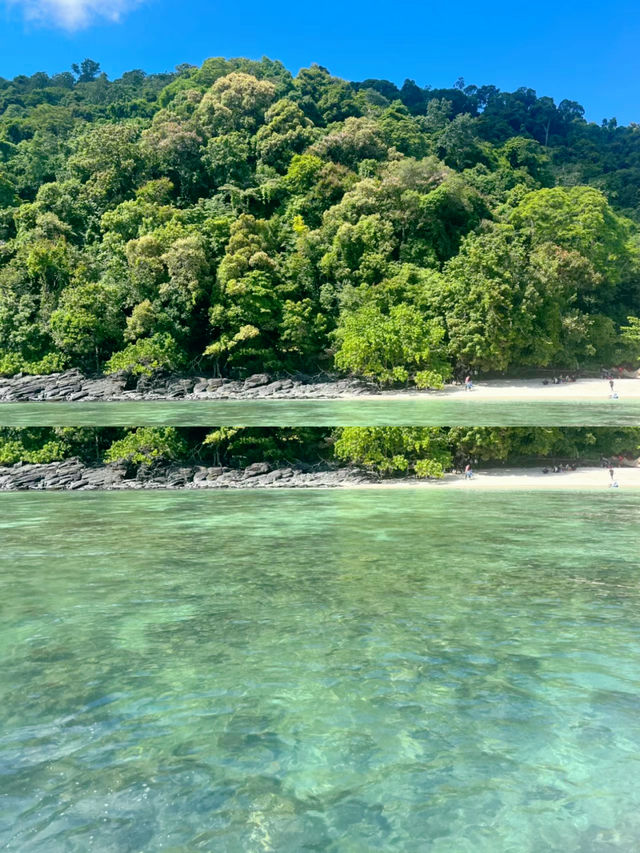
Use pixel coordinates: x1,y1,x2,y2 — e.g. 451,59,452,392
1,427,638,476
1,57,640,385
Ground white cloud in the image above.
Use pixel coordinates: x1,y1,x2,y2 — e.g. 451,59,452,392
9,0,143,29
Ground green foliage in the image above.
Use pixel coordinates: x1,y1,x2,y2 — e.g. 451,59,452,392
50,282,123,368
104,428,186,467
0,437,67,465
500,137,553,186
2,428,639,477
202,426,327,466
436,214,634,371
334,427,452,476
0,351,67,377
447,427,640,463
1,57,639,383
335,302,450,387
0,173,17,207
507,186,636,284
104,333,184,376
0,427,114,465
619,316,640,363
195,72,277,137
279,298,328,363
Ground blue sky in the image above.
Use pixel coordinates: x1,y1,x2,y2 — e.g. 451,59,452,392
1,0,639,125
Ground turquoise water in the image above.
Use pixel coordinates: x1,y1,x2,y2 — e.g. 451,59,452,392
1,398,639,426
2,490,640,852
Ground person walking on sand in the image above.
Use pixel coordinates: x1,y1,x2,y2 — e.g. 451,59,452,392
609,466,615,482
464,464,473,480
609,378,615,393
465,375,473,391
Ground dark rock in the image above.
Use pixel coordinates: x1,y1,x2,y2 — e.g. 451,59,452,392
261,469,286,484
261,379,294,394
207,378,226,390
135,374,158,393
85,464,125,489
0,368,378,402
68,479,89,490
12,380,46,396
216,469,244,484
165,466,195,486
244,462,271,478
61,369,84,381
206,466,227,479
0,459,370,490
243,373,271,389
87,374,128,399
7,467,46,489
166,386,187,398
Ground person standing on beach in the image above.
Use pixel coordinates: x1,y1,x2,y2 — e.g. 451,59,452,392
464,464,473,479
465,375,473,391
609,379,615,392
609,466,615,482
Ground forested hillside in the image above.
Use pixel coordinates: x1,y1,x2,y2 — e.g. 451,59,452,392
1,57,640,384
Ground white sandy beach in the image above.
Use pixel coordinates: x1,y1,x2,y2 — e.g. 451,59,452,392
349,466,640,491
360,377,640,401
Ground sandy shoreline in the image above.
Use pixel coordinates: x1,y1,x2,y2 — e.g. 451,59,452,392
362,377,640,402
347,466,640,491
1,464,638,491
2,373,639,403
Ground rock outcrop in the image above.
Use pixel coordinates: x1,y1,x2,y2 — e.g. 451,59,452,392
0,460,371,491
0,370,376,402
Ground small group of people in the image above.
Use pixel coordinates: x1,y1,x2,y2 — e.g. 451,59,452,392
540,462,620,487
541,463,577,474
542,375,577,385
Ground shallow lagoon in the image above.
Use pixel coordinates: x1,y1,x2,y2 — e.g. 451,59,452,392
1,398,639,426
2,490,640,851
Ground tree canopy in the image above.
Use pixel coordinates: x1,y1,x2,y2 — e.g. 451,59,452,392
1,57,639,382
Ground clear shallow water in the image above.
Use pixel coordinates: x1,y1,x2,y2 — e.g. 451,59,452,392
1,398,639,426
2,490,640,852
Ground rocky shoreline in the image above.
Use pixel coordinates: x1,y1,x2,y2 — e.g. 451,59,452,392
2,368,639,404
0,369,377,402
0,459,372,491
